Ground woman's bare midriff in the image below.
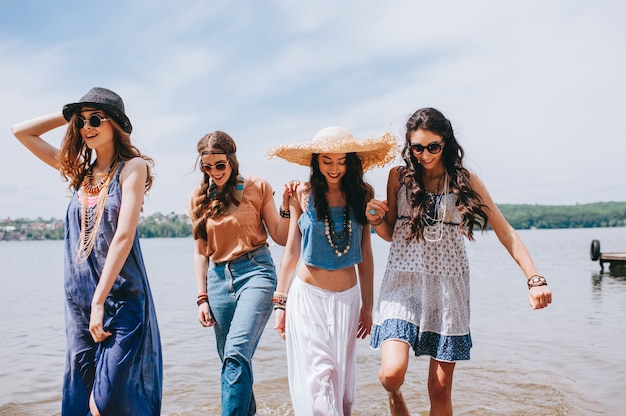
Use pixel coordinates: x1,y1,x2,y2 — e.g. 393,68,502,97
296,262,358,292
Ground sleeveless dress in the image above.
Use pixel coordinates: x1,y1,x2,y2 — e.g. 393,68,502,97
62,161,163,415
370,184,473,361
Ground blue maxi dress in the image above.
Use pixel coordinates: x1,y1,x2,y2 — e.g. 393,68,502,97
62,161,162,415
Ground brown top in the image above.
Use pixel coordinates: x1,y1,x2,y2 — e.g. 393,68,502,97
204,176,274,263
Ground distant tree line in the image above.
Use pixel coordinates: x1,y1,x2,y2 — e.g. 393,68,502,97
137,212,192,238
497,201,626,229
2,202,625,241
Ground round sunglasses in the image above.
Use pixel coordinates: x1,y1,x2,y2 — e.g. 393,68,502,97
201,160,230,173
77,114,109,129
410,141,444,155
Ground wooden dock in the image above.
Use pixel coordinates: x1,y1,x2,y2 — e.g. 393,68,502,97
591,240,626,271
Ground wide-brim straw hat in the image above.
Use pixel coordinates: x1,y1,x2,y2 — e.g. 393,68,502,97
268,126,398,171
63,87,133,134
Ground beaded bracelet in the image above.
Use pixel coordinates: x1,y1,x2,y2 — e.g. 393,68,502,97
527,275,548,289
272,291,288,304
279,207,290,219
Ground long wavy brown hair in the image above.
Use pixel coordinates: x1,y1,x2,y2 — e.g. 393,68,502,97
190,131,241,241
400,107,488,241
309,152,371,225
59,111,154,192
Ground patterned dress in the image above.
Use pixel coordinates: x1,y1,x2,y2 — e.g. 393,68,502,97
62,161,162,415
370,184,472,361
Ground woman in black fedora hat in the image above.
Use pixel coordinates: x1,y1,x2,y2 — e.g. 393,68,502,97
11,87,162,416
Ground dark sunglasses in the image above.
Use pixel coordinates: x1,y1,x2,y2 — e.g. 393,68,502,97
201,160,229,172
77,114,109,129
410,141,444,155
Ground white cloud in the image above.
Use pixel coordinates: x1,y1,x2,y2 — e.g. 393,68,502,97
1,0,625,219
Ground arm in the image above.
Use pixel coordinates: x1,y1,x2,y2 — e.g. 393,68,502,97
11,112,66,169
469,172,552,310
89,158,149,342
366,167,401,242
193,238,214,327
262,181,295,246
273,189,304,339
187,189,214,327
356,219,374,339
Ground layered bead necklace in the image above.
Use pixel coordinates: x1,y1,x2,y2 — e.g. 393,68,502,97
423,173,448,242
323,206,352,257
76,162,117,263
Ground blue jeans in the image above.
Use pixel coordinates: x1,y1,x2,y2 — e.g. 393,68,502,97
208,245,277,416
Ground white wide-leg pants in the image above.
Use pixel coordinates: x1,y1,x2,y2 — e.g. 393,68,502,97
286,277,360,416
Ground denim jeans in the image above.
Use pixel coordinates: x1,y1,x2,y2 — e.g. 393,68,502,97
208,245,277,416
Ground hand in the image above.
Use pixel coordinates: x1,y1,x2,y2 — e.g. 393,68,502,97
273,308,286,340
356,306,372,339
366,198,388,224
198,303,215,327
89,303,112,343
528,285,552,310
282,180,300,208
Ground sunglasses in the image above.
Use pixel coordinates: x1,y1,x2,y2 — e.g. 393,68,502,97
77,114,109,129
410,141,444,155
201,160,229,172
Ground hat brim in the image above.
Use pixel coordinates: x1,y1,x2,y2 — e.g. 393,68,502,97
268,132,399,172
63,102,133,134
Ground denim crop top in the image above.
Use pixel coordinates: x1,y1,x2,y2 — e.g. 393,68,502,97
298,194,363,270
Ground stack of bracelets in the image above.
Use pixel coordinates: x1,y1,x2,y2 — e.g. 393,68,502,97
279,207,290,218
272,291,288,310
197,292,209,306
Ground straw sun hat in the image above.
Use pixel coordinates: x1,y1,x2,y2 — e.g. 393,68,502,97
268,126,398,171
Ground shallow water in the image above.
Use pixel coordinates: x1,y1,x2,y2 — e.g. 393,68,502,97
1,227,625,415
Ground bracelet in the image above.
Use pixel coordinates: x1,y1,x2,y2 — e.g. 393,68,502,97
272,291,288,303
279,207,290,218
368,216,384,226
197,297,209,306
527,275,548,289
197,292,208,299
273,304,286,311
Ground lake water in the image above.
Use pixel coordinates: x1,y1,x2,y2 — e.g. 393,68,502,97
0,227,625,415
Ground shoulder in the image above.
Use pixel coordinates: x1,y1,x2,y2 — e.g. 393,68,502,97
465,169,490,196
466,169,483,186
387,166,403,191
388,166,403,181
119,157,148,179
121,157,148,174
244,175,272,191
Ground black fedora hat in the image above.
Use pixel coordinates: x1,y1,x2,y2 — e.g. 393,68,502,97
62,87,133,133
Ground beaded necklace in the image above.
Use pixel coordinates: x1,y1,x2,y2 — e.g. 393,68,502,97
323,206,352,257
423,173,448,242
81,164,114,194
76,161,118,263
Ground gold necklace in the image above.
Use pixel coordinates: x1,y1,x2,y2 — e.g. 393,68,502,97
76,162,118,263
82,165,113,194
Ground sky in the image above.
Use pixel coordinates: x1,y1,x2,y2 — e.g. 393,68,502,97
1,0,624,220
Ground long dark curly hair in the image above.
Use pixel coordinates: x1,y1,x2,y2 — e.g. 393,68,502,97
400,107,488,241
309,152,370,225
190,131,241,241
